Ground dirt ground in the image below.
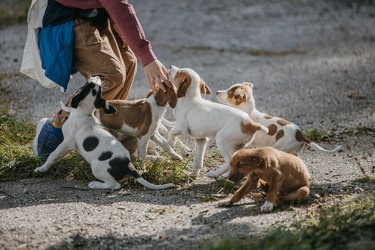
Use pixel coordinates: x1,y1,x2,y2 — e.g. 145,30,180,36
0,0,374,249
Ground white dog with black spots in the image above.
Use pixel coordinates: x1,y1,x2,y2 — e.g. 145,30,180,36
34,76,175,190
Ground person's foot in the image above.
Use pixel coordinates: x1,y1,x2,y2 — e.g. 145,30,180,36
32,115,65,161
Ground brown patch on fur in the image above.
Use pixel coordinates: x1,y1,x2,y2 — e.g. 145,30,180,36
154,81,177,108
264,114,273,119
267,124,278,136
51,110,69,128
227,86,239,98
200,79,211,95
234,90,247,106
295,129,311,143
99,99,152,137
277,119,290,126
240,119,261,134
175,70,192,98
275,130,285,141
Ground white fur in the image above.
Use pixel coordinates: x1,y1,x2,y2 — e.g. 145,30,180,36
260,201,274,212
167,66,268,178
34,79,175,190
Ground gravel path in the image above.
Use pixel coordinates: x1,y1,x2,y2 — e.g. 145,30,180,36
0,1,374,249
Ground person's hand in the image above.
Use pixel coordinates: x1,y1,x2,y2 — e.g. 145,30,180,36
143,59,172,92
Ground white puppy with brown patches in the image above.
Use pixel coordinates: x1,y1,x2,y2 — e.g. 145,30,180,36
167,66,269,178
216,82,342,154
96,80,182,161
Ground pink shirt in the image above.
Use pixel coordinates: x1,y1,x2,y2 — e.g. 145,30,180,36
56,0,156,66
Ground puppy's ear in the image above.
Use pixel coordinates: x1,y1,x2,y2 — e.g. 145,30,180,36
243,82,254,88
234,89,248,105
175,70,192,98
200,79,211,95
166,82,177,108
103,103,117,114
94,87,117,114
71,87,89,108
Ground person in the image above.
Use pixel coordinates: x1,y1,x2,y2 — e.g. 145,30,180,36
28,0,171,160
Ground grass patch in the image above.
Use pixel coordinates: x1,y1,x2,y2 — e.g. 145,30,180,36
305,126,375,142
0,0,30,26
0,103,188,186
304,128,329,141
206,194,375,250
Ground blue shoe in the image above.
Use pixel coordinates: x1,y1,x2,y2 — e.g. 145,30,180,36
32,118,64,161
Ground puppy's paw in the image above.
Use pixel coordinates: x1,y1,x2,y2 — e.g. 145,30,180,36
207,170,221,179
218,199,232,207
260,201,274,212
188,169,200,178
171,153,183,161
34,166,46,173
88,181,121,190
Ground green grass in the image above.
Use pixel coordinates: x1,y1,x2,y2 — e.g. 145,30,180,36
0,1,30,26
304,129,329,141
0,104,188,186
206,194,375,250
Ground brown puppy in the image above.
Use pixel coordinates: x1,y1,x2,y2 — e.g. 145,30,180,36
218,147,310,212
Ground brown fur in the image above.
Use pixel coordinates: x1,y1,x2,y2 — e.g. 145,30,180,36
277,119,291,126
275,130,285,141
224,147,310,207
154,81,177,108
295,129,311,143
199,79,211,95
99,99,152,137
267,124,278,136
175,70,211,98
51,110,69,128
175,70,192,98
240,119,262,134
264,114,273,119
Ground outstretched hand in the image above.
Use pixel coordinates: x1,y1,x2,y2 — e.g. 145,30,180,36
143,59,172,92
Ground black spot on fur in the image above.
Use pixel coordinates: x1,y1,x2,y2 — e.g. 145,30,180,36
71,82,96,108
82,136,99,151
98,151,113,161
107,157,140,181
94,87,117,114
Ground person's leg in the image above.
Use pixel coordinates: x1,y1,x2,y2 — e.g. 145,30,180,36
33,19,137,160
73,19,137,100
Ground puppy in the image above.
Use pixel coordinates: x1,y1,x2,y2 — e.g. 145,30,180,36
167,66,269,178
216,82,342,154
34,77,175,190
96,81,182,161
219,147,310,212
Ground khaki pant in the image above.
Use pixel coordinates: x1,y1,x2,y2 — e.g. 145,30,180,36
73,19,137,100
52,18,137,128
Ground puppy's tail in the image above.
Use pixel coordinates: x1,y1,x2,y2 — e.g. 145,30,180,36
126,163,175,190
135,177,176,190
60,101,73,113
308,142,342,154
296,130,342,153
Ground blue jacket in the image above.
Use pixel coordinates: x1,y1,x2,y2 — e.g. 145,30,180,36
38,20,74,91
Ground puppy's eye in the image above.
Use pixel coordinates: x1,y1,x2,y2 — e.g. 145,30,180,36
91,89,97,96
237,162,242,168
